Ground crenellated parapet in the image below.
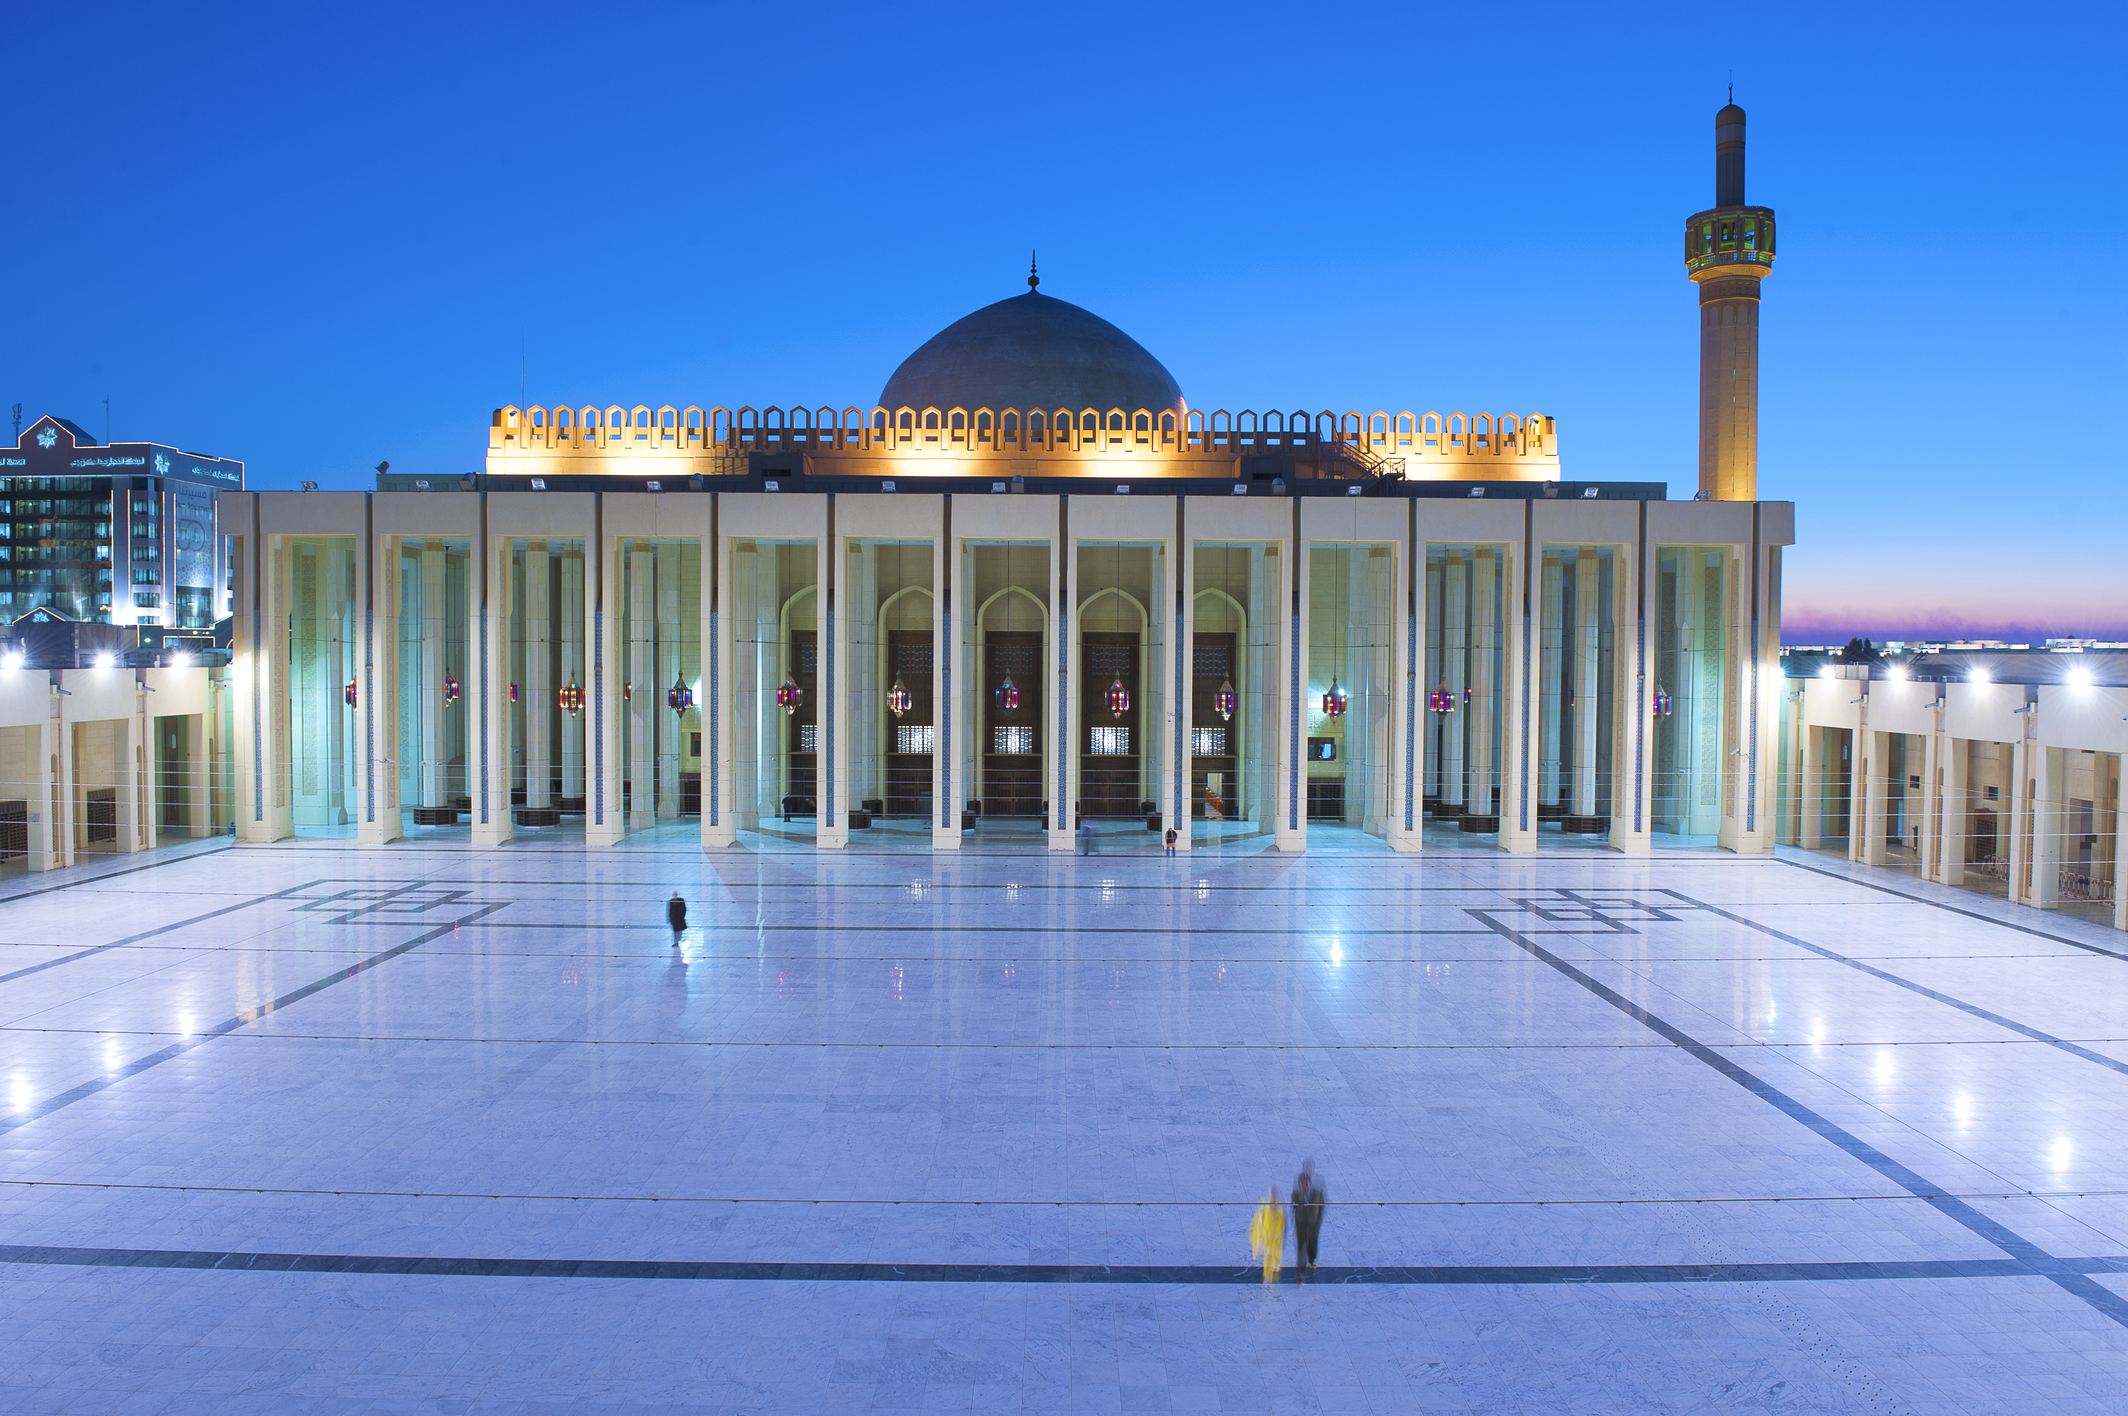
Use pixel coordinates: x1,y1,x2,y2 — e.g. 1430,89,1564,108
483,403,1560,481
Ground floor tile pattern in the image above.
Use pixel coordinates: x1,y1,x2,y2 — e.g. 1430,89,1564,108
3,836,2127,1412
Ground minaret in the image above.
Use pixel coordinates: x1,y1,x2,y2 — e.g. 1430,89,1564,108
1686,100,1776,501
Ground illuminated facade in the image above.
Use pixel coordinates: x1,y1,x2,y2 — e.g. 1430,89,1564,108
0,416,241,627
0,104,1798,870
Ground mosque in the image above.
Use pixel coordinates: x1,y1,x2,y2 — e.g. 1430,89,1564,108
0,105,1794,861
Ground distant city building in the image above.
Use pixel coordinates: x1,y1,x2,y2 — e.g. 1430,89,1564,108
0,415,243,627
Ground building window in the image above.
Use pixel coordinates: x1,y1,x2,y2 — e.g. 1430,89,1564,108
796,723,819,752
1089,726,1130,755
1191,727,1226,756
895,725,936,753
992,726,1033,755
1192,645,1229,676
134,593,159,608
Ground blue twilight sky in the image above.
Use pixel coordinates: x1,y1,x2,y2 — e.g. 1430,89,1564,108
3,1,2120,641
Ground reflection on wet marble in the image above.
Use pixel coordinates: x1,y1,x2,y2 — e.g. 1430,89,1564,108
2,832,2127,1411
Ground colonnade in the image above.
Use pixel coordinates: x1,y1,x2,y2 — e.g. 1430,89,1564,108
217,487,1789,855
1784,672,2128,930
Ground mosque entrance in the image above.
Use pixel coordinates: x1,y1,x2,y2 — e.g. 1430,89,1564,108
1079,630,1141,819
883,629,934,817
981,632,1042,816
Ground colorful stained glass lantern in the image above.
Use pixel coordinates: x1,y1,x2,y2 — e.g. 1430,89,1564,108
622,682,631,702
510,683,520,704
1653,687,1674,718
1215,677,1236,722
343,678,357,708
1322,678,1348,721
669,677,693,714
443,672,460,707
995,675,1019,715
1428,686,1455,714
886,674,912,718
1105,677,1130,718
777,675,804,716
560,681,584,717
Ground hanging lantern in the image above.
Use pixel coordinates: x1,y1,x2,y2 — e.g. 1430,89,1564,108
1428,686,1455,714
622,682,631,702
510,683,520,704
1215,677,1236,722
1322,678,1348,721
995,674,1019,715
559,681,584,717
668,676,693,715
1652,687,1674,718
343,678,358,708
886,674,912,718
777,675,804,715
1105,677,1130,717
443,672,459,707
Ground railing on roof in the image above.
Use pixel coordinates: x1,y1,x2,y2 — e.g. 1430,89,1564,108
487,404,1555,468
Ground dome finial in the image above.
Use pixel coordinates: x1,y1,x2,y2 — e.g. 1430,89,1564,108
1028,250,1039,292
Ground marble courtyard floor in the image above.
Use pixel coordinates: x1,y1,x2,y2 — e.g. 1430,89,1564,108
4,836,2128,1413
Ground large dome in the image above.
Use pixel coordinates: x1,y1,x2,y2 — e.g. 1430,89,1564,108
878,289,1184,417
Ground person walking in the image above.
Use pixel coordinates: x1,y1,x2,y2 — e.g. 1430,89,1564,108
1249,1184,1285,1285
666,890,687,946
1290,1159,1326,1276
1163,827,1177,857
1077,817,1098,856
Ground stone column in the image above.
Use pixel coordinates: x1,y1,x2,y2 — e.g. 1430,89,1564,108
656,542,681,820
1251,545,1272,832
1572,548,1601,816
1469,548,1496,821
1538,553,1563,813
257,538,293,840
625,544,653,829
1938,735,1968,886
1497,539,1536,854
186,712,210,837
324,542,348,823
120,707,143,853
1918,723,1942,881
1859,730,1888,867
586,527,624,849
560,549,585,803
2008,729,2036,905
1798,722,1823,850
52,701,75,866
420,544,445,809
471,531,512,848
1423,556,1441,807
1441,553,1468,812
2034,745,2063,909
2113,758,2127,932
524,543,551,808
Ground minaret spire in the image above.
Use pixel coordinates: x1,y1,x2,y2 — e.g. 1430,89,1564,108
1685,101,1775,501
1027,250,1039,292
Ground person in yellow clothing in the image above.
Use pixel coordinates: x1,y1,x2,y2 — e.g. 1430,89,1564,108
1249,1184,1284,1284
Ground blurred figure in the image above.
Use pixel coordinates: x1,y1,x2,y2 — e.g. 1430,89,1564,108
1077,818,1098,856
1163,827,1177,857
1249,1184,1284,1285
1291,1159,1326,1275
667,890,687,946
